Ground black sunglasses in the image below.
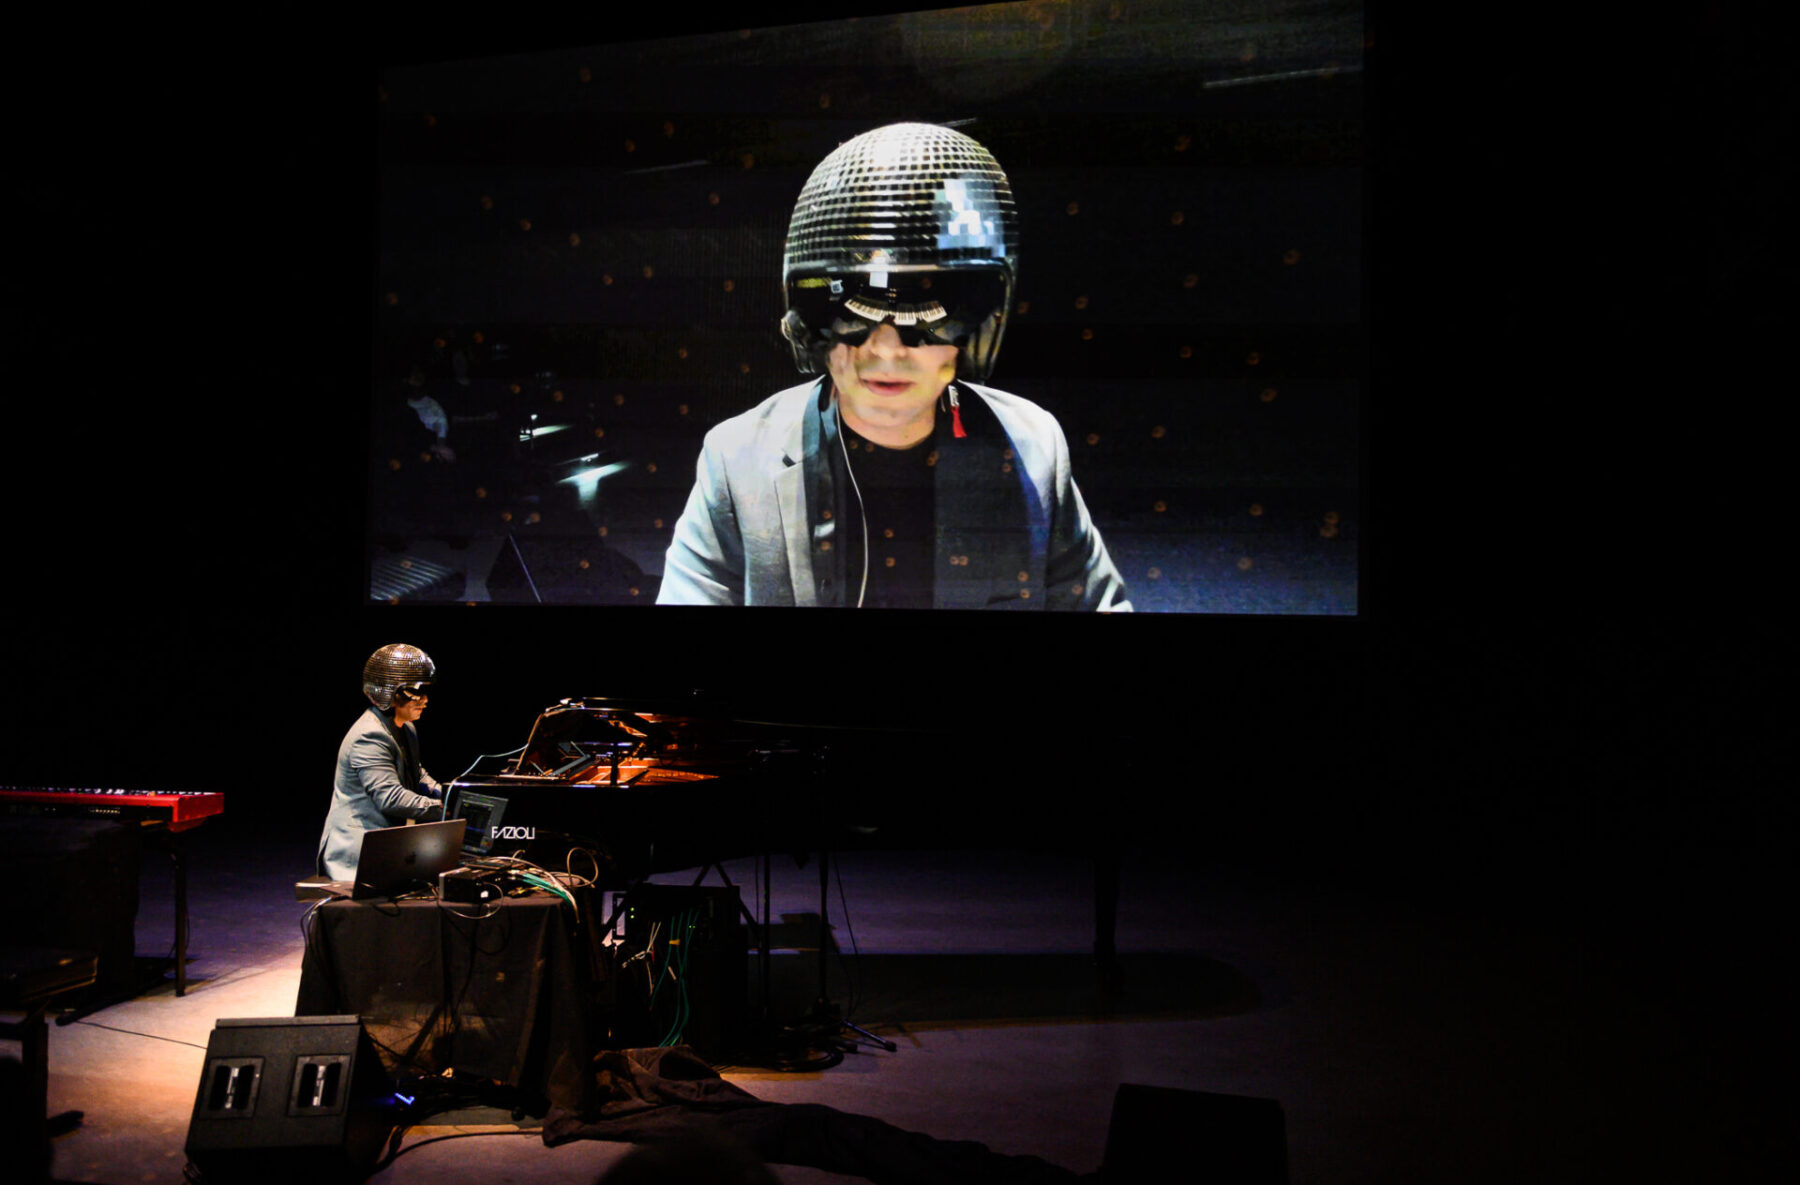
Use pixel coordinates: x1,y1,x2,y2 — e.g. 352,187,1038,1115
791,273,1005,350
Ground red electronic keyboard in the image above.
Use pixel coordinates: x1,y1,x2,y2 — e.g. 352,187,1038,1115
0,787,225,832
0,786,226,1000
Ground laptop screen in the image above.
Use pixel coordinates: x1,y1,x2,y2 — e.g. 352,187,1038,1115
450,791,508,856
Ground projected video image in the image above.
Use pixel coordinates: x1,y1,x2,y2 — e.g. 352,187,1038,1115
369,1,1364,614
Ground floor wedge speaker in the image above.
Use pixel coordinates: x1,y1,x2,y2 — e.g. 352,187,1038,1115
184,1015,398,1183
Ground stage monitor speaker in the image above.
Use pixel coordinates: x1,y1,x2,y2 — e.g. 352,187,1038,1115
184,1015,398,1183
1102,1083,1288,1184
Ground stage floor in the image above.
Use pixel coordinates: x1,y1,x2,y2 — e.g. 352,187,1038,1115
9,815,1767,1184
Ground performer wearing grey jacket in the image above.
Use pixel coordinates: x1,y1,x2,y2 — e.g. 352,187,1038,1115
657,122,1129,612
659,376,1129,610
316,644,443,882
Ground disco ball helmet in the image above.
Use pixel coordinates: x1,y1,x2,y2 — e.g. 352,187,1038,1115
781,122,1018,382
362,643,436,712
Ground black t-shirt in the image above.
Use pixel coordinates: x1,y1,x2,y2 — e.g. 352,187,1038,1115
839,425,935,609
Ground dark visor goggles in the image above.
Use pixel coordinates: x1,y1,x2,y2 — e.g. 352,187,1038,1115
789,273,1007,350
393,682,433,701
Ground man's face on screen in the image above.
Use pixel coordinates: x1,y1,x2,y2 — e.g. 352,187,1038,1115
827,322,957,446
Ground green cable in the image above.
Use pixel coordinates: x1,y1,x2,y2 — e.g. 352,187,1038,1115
516,873,576,912
660,908,698,1046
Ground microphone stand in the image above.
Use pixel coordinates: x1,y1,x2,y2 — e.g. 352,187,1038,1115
795,849,894,1054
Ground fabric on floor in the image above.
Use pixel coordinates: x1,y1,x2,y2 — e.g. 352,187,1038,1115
542,1046,1097,1184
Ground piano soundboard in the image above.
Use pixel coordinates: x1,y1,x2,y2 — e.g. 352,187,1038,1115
0,786,225,832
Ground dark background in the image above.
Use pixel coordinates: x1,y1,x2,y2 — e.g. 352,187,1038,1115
7,4,1783,934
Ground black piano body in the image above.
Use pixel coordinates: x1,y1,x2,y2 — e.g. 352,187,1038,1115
445,698,844,881
445,696,1123,969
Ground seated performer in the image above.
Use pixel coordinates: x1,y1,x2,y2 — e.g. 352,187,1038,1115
658,122,1129,610
315,643,444,881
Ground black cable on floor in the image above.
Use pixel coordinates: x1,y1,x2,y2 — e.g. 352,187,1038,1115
70,1019,209,1050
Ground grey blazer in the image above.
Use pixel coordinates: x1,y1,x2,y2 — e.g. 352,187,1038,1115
315,707,443,881
658,379,1131,610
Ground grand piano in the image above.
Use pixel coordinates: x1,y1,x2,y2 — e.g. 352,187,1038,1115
445,697,852,880
444,697,1122,969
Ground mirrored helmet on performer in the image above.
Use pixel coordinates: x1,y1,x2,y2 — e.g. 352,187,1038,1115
362,643,436,711
779,122,1019,382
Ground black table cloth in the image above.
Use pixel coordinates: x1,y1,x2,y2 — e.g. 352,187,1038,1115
295,890,604,1115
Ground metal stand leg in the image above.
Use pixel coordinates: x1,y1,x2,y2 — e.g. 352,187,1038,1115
170,832,190,997
804,850,894,1054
